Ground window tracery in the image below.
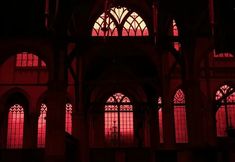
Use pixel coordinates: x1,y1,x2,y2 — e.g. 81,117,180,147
16,52,46,68
216,85,235,137
105,92,133,146
174,89,188,143
37,103,47,148
92,7,148,37
7,104,24,148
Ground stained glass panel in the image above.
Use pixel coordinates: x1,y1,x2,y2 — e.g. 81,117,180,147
37,103,47,148
174,89,188,143
216,85,235,137
105,92,134,146
7,104,24,149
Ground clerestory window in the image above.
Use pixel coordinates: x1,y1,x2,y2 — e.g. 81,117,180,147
92,7,149,37
16,52,46,68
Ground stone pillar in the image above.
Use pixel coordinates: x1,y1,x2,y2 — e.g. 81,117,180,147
73,55,89,162
24,112,38,148
45,83,67,162
181,37,216,162
161,53,175,148
45,40,67,162
184,38,216,147
148,99,159,148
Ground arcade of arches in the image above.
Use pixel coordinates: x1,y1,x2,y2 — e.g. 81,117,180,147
0,1,234,162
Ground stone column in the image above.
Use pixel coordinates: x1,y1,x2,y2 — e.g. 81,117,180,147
73,55,89,162
148,99,159,148
161,53,175,148
45,82,67,162
184,38,216,147
23,111,38,148
181,37,216,162
45,40,67,162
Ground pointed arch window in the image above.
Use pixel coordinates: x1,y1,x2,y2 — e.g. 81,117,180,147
65,103,73,134
37,103,47,148
7,104,24,148
37,103,73,147
215,85,235,137
105,92,133,146
92,7,149,37
158,97,164,143
16,52,46,68
173,89,188,143
172,20,181,51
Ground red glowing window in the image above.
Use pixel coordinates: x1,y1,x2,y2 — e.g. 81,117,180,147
215,85,235,137
37,103,47,148
122,12,149,36
65,103,72,134
92,7,148,37
7,104,24,149
105,92,133,146
158,97,164,143
37,103,73,148
173,89,188,143
16,52,46,68
92,13,118,36
172,20,181,51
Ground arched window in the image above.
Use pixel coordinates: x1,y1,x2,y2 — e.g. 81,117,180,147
173,89,188,143
172,20,181,51
65,103,73,134
37,103,47,148
92,7,149,37
215,85,235,137
37,103,73,147
7,104,24,148
158,97,164,143
105,92,133,146
16,52,46,68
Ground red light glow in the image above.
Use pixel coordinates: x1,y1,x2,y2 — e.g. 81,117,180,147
105,93,133,146
7,104,24,149
174,89,188,143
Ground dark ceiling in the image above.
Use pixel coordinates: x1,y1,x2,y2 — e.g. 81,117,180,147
0,0,234,53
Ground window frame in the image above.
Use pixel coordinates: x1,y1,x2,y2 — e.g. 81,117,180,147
104,92,134,147
215,85,235,137
15,52,46,69
173,89,188,143
92,6,149,37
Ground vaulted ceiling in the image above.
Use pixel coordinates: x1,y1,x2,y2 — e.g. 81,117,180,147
0,0,234,53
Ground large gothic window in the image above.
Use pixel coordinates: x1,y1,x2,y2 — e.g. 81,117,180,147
173,89,188,143
92,7,149,37
105,92,133,146
37,103,47,148
215,85,235,137
16,52,46,68
7,104,24,148
158,97,164,143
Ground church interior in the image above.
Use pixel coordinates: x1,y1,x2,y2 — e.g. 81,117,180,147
0,0,234,162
